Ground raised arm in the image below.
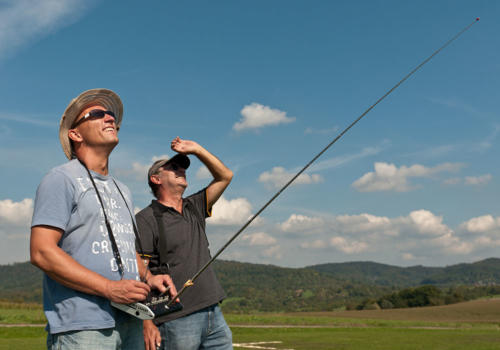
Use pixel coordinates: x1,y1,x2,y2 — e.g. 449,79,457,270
30,225,150,303
171,137,233,208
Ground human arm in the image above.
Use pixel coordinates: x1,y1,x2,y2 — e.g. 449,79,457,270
136,253,178,300
171,137,233,208
143,319,161,350
30,225,150,303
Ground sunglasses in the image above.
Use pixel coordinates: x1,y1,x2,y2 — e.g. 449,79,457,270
71,109,116,128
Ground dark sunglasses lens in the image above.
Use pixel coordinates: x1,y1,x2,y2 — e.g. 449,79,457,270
88,110,105,118
88,110,115,119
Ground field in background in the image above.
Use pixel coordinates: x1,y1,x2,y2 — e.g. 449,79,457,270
0,302,45,324
2,298,500,350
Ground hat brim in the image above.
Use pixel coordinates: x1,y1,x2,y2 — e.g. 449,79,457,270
147,154,191,181
167,154,191,169
59,88,123,159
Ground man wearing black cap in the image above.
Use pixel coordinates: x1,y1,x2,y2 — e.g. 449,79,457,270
30,89,176,350
136,136,233,350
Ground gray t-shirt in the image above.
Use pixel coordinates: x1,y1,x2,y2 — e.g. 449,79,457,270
135,189,226,324
31,159,140,334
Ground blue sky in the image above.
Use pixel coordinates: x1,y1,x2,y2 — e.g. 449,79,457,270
0,0,499,267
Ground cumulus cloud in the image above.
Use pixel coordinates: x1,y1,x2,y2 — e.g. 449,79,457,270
335,213,394,235
0,0,93,59
208,208,500,266
405,210,451,236
280,214,324,233
0,198,33,227
278,209,470,259
461,215,500,233
258,167,323,189
241,232,277,246
330,236,369,254
207,196,255,226
300,239,327,249
281,210,452,238
352,162,463,192
0,198,33,263
233,103,295,131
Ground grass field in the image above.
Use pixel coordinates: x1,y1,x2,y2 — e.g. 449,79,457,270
2,298,500,350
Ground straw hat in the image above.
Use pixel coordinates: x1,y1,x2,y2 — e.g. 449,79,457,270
59,88,123,159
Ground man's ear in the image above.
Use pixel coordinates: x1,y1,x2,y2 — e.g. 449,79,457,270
150,175,161,185
68,129,83,143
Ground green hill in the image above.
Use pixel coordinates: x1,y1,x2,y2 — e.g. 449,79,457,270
213,260,391,312
1,258,499,311
0,262,43,303
308,258,500,287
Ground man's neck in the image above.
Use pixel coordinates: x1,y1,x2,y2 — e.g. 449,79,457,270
76,149,111,175
158,191,184,214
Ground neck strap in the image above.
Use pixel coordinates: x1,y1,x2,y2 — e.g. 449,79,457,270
78,160,146,279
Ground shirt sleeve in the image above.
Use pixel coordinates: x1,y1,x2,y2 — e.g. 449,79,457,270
135,210,157,258
31,169,75,231
188,188,211,219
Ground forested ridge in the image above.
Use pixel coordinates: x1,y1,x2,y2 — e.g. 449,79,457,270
1,258,499,311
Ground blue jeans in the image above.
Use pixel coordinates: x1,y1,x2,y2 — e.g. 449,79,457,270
46,311,143,350
159,304,232,350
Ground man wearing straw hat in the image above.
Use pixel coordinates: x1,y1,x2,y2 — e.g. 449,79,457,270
30,88,176,349
136,137,233,350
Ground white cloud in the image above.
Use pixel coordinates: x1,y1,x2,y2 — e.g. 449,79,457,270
115,155,170,181
465,174,492,186
330,236,369,254
207,196,255,226
0,0,93,59
405,210,451,236
352,162,463,192
196,166,211,180
258,167,323,189
233,103,295,131
152,154,170,162
208,208,500,267
402,252,415,260
335,213,394,235
0,198,33,227
461,215,500,233
263,245,282,259
0,198,33,264
241,232,277,246
277,209,467,259
280,214,324,233
300,239,327,249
